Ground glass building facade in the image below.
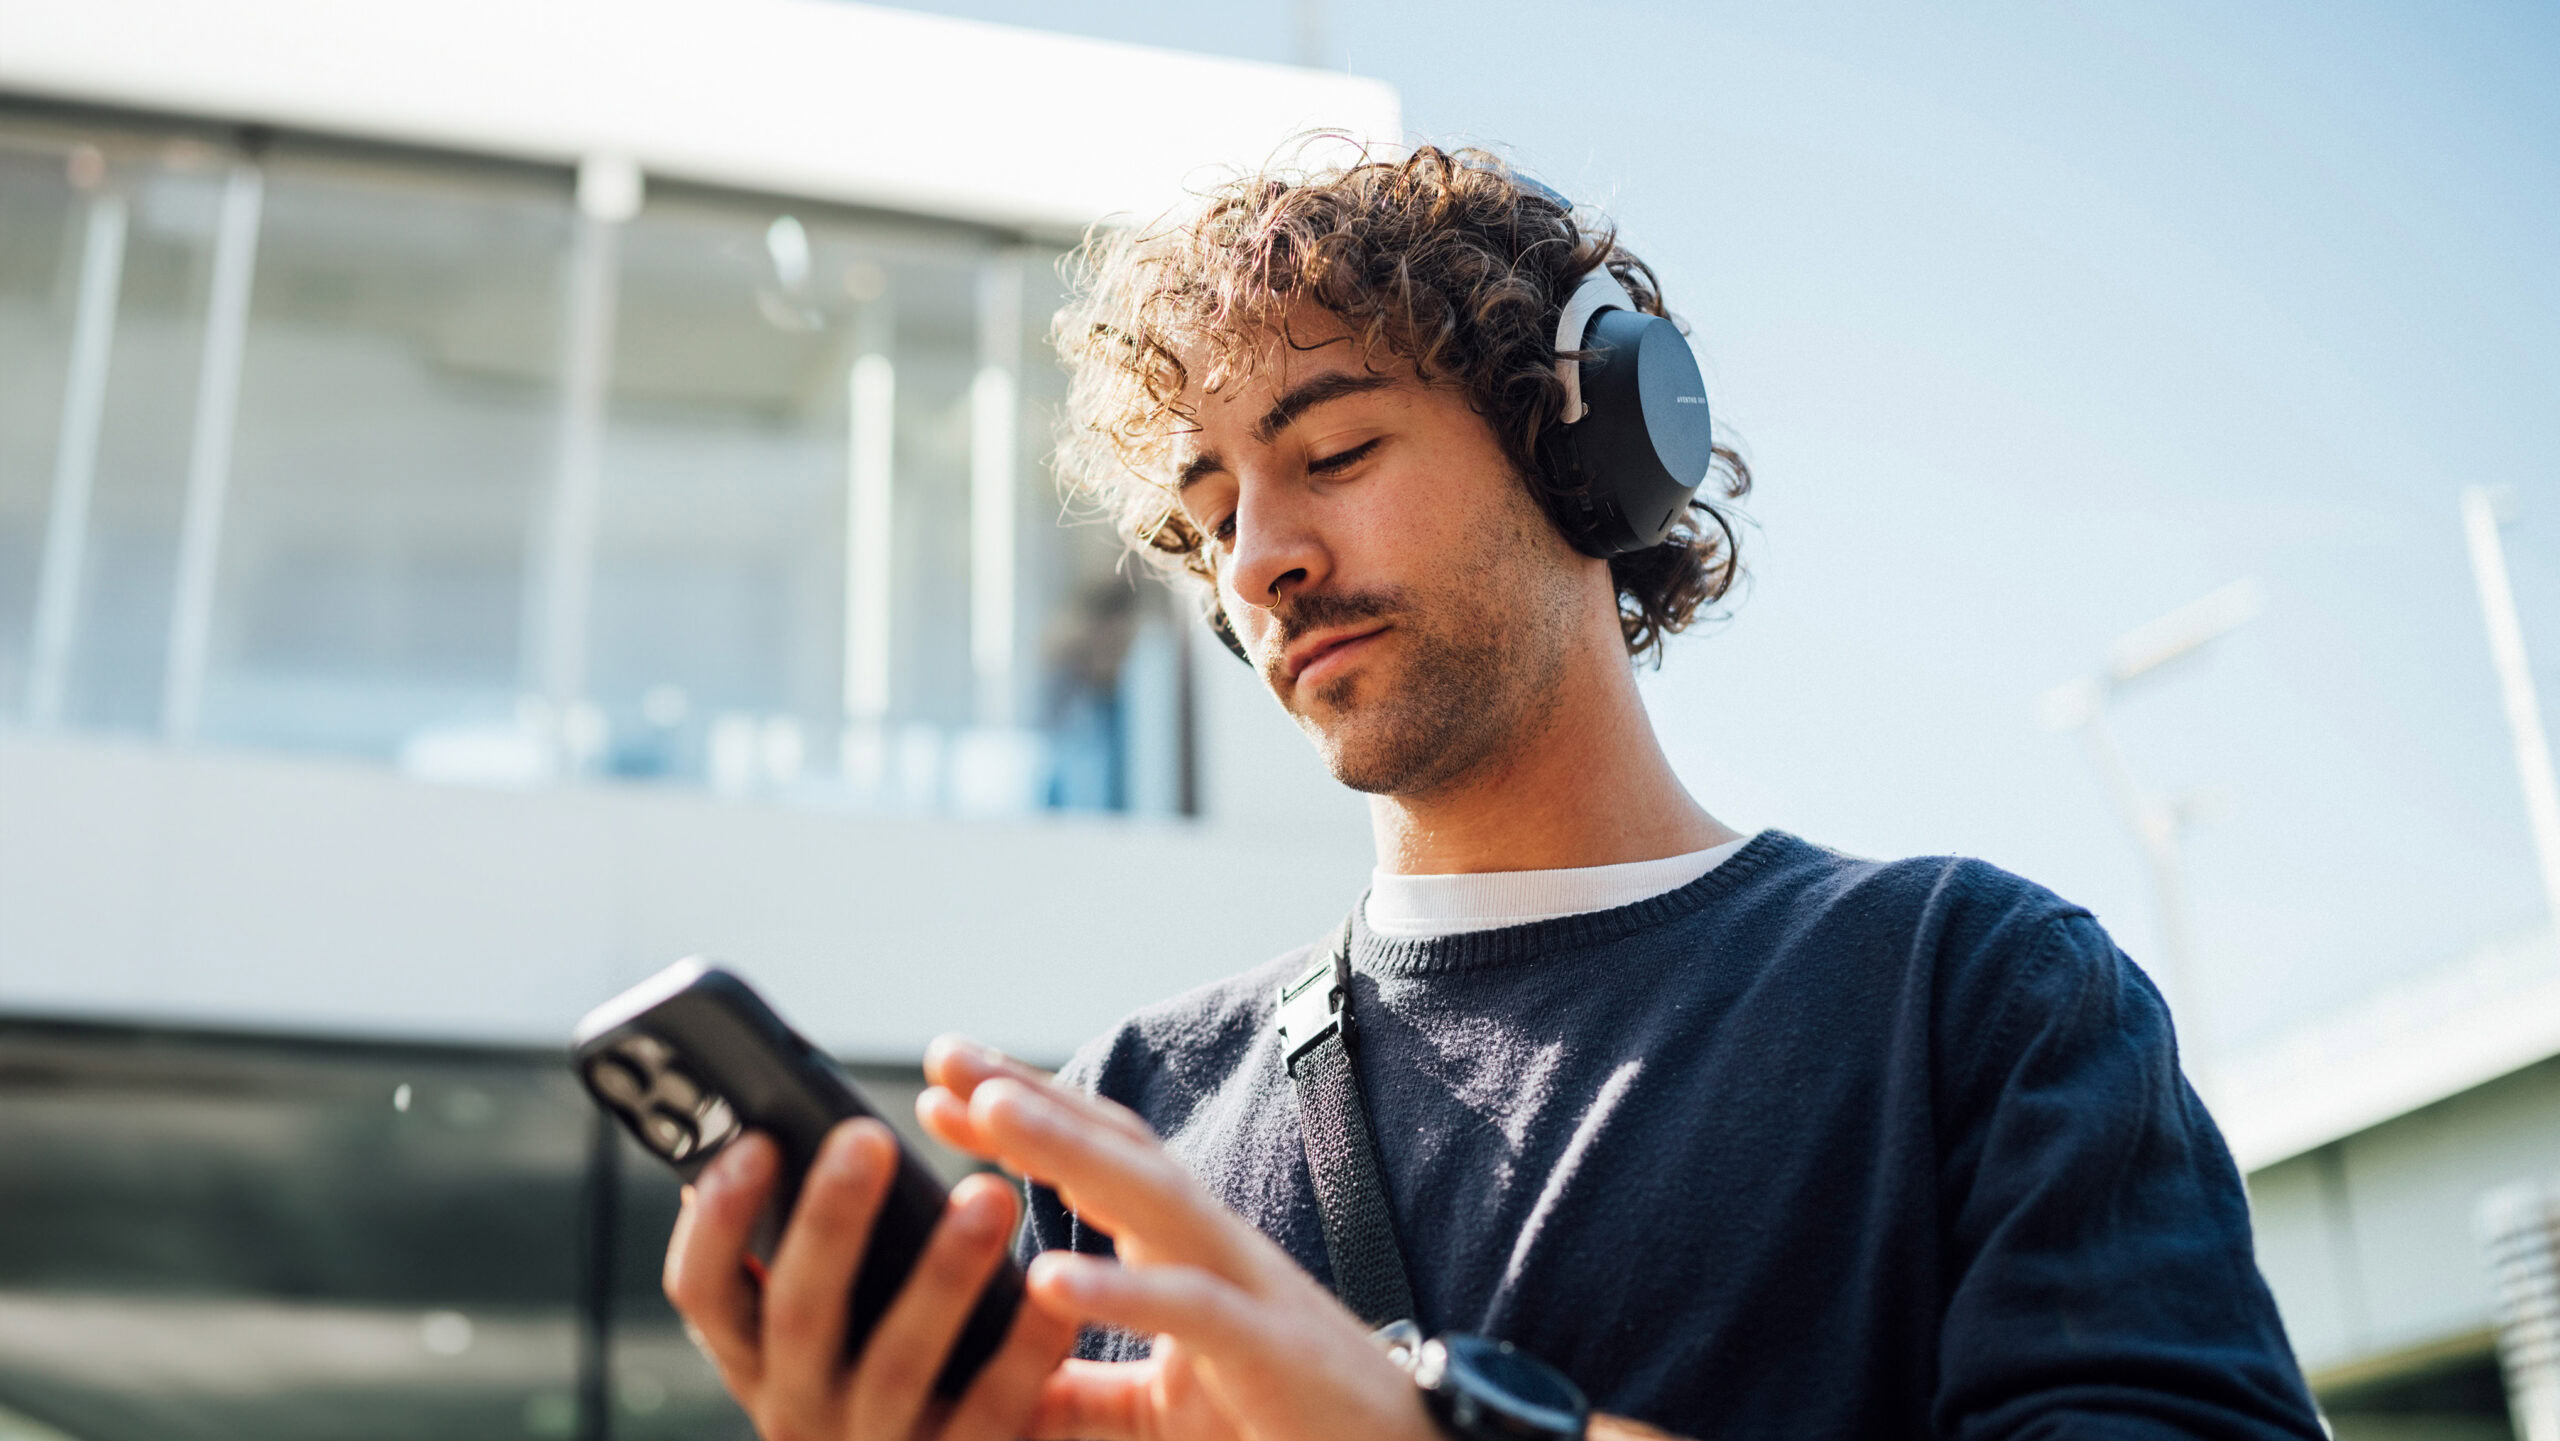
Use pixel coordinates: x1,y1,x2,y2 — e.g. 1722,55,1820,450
0,97,1193,1440
0,102,1189,815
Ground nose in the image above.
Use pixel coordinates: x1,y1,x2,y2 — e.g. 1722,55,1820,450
1223,471,1329,633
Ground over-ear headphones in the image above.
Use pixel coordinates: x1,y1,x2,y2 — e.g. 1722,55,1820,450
1534,265,1718,558
1204,197,1716,664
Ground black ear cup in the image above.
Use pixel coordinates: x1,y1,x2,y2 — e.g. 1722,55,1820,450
1538,307,1716,557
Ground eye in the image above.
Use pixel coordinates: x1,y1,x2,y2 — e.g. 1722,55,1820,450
1212,512,1236,544
1309,438,1382,475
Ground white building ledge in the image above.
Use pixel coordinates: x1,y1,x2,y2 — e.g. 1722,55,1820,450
2,0,1401,232
2219,923,2560,1173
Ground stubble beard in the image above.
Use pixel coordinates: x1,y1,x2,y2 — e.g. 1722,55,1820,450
1284,509,1582,798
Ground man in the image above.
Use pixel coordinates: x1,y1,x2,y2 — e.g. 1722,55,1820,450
665,147,2324,1441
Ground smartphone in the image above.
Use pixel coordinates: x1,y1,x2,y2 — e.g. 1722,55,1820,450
571,957,1023,1397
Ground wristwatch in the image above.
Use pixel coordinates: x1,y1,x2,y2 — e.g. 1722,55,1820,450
1375,1322,1591,1441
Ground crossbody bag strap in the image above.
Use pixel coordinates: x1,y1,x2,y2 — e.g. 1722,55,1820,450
1273,911,1419,1329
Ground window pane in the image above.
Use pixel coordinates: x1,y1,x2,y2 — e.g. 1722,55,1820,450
0,1024,586,1440
0,107,1191,813
1015,253,1191,815
580,189,1173,814
48,136,232,734
582,192,865,790
196,144,568,761
881,256,982,784
0,141,81,718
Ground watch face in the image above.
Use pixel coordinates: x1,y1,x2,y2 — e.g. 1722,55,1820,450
1438,1333,1588,1438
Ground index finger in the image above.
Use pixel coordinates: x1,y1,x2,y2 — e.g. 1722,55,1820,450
923,1034,1051,1093
967,1076,1273,1284
924,1035,1157,1146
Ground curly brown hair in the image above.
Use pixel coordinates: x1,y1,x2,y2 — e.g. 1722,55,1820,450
1051,144,1751,664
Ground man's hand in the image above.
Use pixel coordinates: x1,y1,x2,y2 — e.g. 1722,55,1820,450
661,1119,1080,1441
919,1036,1446,1441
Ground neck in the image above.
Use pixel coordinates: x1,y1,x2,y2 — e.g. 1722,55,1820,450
1369,635,1739,876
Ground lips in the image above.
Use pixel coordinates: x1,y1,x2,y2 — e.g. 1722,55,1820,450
1285,624,1388,686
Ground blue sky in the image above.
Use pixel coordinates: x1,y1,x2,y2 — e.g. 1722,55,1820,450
892,0,2559,1052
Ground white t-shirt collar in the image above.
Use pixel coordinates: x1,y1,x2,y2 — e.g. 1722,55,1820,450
1363,832,1758,940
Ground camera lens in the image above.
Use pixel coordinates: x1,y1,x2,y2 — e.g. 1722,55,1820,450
587,1055,648,1107
645,1107,699,1160
695,1096,739,1149
614,1034,672,1070
652,1065,704,1114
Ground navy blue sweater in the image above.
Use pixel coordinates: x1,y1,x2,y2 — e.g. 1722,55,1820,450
1020,831,2321,1439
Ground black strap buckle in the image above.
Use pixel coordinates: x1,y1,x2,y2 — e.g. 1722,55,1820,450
1276,951,1350,1073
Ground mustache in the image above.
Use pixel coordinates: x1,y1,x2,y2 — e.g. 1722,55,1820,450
1265,588,1405,662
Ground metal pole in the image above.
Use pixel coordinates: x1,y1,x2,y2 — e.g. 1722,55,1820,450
2462,487,2560,958
969,258,1022,728
26,188,127,726
531,158,632,776
844,298,895,732
161,158,265,744
2038,579,2259,1097
1293,0,1328,67
574,1108,622,1441
2078,702,2214,1086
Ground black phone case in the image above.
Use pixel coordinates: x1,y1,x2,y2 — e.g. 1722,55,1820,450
570,958,1023,1397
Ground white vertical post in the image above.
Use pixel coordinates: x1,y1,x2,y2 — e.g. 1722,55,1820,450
528,156,634,776
2076,705,2211,1077
2463,486,2560,958
844,299,895,730
969,258,1022,727
1292,0,1328,66
161,158,264,744
26,189,126,726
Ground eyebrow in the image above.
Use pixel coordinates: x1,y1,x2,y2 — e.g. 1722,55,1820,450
1174,370,1399,493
